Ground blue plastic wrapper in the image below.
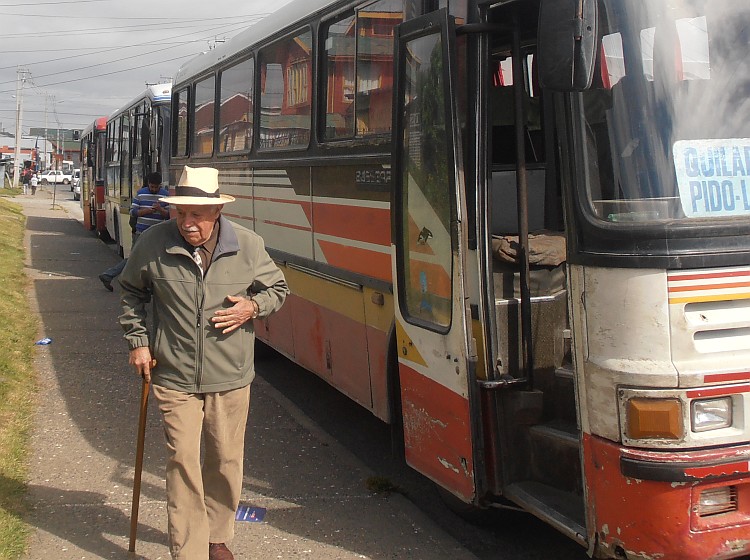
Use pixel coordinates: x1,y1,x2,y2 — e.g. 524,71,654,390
35,337,53,345
235,505,266,522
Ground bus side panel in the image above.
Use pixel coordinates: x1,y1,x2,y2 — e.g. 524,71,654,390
311,165,392,283
287,264,373,410
219,168,254,232
254,167,314,259
366,323,391,421
363,287,395,422
256,289,296,359
584,434,750,560
399,362,475,499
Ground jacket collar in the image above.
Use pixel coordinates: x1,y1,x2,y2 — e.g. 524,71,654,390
165,215,240,258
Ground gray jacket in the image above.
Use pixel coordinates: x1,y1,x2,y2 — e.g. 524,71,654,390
119,216,289,393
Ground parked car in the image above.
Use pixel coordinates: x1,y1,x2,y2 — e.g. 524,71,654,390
71,169,81,193
39,169,73,185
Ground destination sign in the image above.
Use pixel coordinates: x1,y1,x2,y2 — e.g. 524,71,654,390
674,139,750,218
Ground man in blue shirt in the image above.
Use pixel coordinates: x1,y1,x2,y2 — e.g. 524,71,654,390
99,172,170,291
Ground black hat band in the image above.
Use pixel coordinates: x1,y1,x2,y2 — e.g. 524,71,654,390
175,186,221,198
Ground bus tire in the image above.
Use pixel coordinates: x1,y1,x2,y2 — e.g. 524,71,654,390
254,338,275,361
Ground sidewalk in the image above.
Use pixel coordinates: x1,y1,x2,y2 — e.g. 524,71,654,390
14,188,479,560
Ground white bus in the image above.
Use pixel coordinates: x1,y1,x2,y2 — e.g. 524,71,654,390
167,0,750,557
103,83,172,256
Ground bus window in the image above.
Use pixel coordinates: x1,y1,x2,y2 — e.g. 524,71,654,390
322,12,356,140
193,75,216,156
112,118,120,162
490,54,545,167
259,29,312,150
218,57,254,153
133,107,142,160
121,112,131,189
399,31,453,330
489,52,549,236
174,88,189,157
355,0,403,137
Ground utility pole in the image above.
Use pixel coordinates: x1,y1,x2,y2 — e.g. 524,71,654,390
12,68,29,191
44,94,48,171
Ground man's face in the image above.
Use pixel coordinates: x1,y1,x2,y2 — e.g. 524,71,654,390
147,182,161,194
175,204,221,247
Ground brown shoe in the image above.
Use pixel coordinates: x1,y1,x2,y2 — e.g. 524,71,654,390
209,543,235,560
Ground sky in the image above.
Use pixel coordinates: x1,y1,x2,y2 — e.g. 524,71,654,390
0,0,295,136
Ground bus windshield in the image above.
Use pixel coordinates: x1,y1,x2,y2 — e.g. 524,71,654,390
581,0,749,225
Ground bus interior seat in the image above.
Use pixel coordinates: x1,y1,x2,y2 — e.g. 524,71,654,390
489,170,566,299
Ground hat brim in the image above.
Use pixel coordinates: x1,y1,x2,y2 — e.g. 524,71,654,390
159,194,235,205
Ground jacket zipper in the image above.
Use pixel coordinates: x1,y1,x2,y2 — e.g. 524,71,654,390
195,260,205,391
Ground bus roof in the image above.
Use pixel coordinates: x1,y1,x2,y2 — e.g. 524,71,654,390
173,0,342,86
108,83,173,120
81,116,107,136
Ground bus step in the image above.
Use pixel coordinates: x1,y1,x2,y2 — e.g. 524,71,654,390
528,421,582,493
549,365,577,423
503,481,587,547
529,421,579,448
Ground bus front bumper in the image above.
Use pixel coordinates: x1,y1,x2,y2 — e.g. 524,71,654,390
584,434,750,560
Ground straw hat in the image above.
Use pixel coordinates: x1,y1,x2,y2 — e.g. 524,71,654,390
159,166,235,205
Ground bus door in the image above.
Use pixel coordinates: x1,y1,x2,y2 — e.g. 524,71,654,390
392,9,483,502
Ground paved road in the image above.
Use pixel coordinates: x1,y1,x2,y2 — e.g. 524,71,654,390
15,188,479,560
14,186,588,560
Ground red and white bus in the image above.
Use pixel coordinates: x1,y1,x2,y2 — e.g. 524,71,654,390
79,117,107,234
168,0,750,557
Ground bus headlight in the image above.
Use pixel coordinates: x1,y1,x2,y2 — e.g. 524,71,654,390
627,398,683,440
691,397,732,432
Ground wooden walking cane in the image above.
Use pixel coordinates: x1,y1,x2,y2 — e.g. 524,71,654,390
129,360,155,553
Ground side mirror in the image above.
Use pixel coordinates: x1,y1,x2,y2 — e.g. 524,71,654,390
538,0,598,91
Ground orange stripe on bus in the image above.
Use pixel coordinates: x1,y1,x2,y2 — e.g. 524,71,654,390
668,270,750,282
312,203,390,246
317,239,392,282
261,220,312,232
668,281,750,292
223,212,255,222
669,292,750,304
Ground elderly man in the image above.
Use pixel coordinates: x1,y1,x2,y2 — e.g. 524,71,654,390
119,166,289,560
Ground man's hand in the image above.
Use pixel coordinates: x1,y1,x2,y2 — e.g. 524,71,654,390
129,347,155,383
211,295,258,334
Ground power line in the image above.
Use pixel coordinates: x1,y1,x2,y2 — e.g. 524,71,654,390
0,11,269,20
0,19,256,85
0,17,262,38
0,18,253,73
0,0,109,5
0,109,107,117
0,52,192,95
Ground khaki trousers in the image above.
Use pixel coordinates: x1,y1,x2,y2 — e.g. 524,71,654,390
152,384,251,560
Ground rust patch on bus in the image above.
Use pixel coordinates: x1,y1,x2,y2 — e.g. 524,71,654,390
399,364,475,499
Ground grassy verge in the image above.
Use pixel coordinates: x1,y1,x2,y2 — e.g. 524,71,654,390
0,196,37,560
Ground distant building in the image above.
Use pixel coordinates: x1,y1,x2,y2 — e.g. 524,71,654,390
0,135,53,171
28,128,82,169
